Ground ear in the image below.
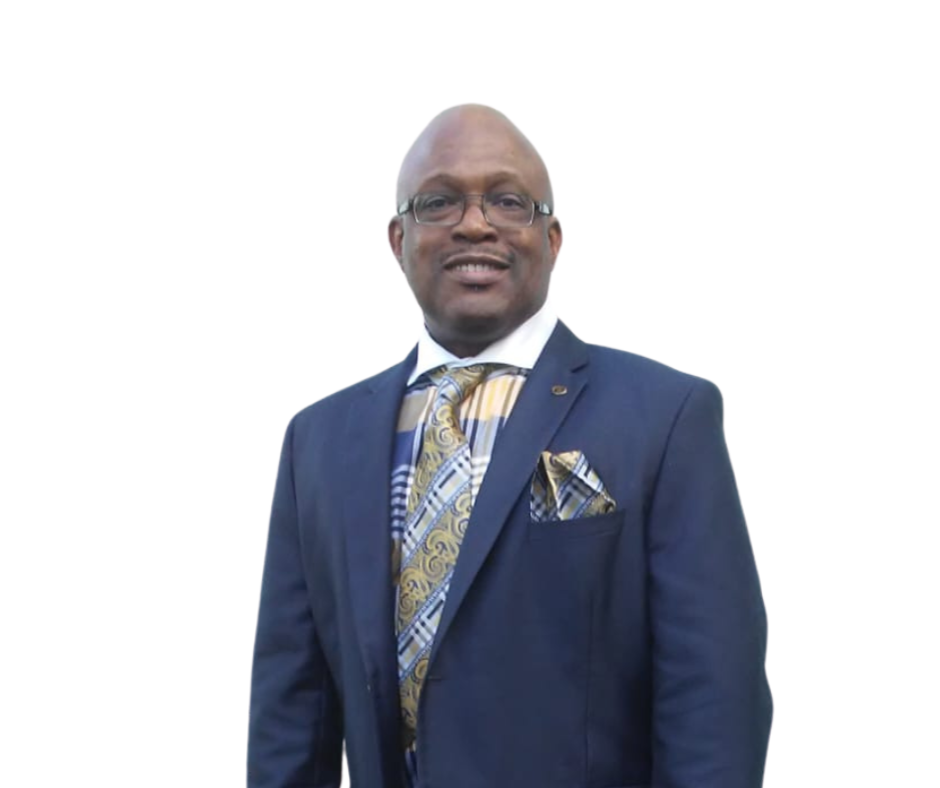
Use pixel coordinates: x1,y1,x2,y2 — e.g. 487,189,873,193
388,216,404,267
547,218,562,265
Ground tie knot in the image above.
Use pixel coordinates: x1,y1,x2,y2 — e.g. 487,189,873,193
434,363,497,406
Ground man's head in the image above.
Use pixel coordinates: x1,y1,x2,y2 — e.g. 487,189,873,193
389,105,562,358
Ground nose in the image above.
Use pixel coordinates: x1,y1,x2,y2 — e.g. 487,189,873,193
451,195,497,242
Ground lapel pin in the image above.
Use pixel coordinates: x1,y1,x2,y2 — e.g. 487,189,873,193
551,385,568,396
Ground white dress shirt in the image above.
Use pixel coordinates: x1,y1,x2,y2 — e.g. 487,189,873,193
406,303,559,385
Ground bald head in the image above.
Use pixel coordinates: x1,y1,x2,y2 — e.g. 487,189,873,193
388,104,562,358
396,104,553,208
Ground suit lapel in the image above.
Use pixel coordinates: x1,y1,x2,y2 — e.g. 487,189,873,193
342,349,415,780
340,325,591,759
428,322,590,670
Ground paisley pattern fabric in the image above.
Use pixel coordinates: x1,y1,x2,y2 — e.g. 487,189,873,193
395,364,496,748
530,449,617,522
391,364,528,767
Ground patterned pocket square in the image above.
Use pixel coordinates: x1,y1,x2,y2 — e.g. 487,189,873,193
530,450,617,522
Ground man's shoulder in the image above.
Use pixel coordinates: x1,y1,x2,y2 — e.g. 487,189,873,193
584,341,710,390
580,341,724,427
288,357,410,433
549,321,714,397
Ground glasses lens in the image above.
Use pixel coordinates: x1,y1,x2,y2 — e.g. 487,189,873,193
484,193,534,227
414,193,464,225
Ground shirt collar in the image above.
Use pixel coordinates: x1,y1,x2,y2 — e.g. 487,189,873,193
407,303,559,385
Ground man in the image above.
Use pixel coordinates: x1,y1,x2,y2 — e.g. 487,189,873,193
248,105,772,788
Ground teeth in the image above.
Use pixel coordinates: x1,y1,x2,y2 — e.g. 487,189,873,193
454,263,499,272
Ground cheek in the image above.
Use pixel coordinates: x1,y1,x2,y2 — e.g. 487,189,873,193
516,235,554,281
402,229,437,270
401,237,441,296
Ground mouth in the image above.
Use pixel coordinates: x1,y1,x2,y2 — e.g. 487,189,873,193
443,254,510,287
443,254,511,275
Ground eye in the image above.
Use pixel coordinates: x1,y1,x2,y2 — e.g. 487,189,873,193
416,193,459,212
489,193,528,211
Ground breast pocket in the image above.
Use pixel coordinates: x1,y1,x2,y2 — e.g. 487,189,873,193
515,508,629,685
526,508,626,540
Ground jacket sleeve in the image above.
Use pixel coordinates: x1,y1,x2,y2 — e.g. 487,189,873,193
248,417,343,788
647,379,772,788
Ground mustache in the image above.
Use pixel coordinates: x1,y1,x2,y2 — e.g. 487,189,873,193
439,249,515,268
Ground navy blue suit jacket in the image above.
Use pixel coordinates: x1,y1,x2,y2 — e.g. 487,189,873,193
248,322,772,788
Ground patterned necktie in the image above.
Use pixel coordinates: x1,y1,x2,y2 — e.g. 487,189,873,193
396,363,495,749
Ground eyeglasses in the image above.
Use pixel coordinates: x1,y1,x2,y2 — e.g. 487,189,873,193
397,192,553,228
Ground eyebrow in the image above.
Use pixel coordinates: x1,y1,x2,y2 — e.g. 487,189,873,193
416,170,528,193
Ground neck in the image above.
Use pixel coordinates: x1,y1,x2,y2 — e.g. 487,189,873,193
432,337,492,358
426,307,543,359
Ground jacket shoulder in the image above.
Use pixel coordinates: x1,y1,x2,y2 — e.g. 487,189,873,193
288,358,409,435
585,343,717,396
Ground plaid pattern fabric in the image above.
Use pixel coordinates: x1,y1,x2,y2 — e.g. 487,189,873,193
391,364,528,787
530,449,617,522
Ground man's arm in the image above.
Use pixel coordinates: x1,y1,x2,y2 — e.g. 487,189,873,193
648,379,772,788
248,417,343,788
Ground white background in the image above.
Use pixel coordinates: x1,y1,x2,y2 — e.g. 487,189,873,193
1,2,937,786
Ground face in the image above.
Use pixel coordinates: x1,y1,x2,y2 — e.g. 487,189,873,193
389,113,562,357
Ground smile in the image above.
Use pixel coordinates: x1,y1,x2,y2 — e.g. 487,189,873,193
443,256,510,286
443,253,511,271
451,262,506,273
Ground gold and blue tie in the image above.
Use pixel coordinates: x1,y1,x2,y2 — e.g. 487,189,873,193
396,364,494,749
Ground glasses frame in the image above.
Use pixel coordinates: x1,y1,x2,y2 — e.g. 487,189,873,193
396,192,553,228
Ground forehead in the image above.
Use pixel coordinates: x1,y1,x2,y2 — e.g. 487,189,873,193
400,116,547,197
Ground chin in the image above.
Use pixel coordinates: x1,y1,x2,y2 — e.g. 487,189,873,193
427,309,512,353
